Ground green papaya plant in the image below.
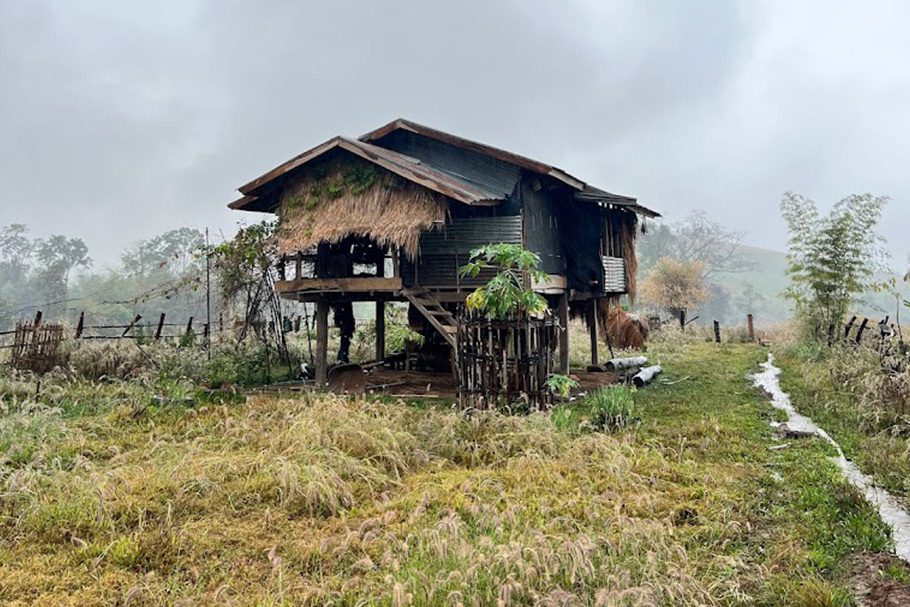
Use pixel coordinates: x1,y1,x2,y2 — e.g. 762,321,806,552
459,244,548,319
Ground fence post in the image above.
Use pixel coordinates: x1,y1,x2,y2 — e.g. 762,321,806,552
155,313,166,340
33,310,42,327
185,316,194,339
855,318,869,345
747,313,754,342
75,311,85,339
122,315,142,338
713,320,721,343
844,315,857,341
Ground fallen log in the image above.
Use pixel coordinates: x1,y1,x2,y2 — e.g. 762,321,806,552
632,365,662,388
605,356,648,372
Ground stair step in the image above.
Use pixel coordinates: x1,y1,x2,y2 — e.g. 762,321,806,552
402,288,457,348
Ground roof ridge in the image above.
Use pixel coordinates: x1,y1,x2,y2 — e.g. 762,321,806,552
359,118,587,191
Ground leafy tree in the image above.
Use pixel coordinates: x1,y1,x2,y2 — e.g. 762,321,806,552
0,224,33,278
206,220,281,345
640,257,708,322
32,235,91,316
459,244,548,319
0,224,34,314
122,227,204,277
780,192,889,340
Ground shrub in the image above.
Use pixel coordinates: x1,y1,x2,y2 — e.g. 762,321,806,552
585,386,639,433
545,374,578,399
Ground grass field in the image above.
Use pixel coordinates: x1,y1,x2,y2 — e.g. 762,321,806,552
0,341,906,605
776,344,910,500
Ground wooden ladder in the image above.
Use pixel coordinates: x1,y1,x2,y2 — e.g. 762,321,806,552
402,288,457,348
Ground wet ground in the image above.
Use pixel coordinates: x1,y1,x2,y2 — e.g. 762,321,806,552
752,354,910,564
362,366,623,397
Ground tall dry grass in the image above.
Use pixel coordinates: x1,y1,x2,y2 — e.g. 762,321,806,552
0,382,765,606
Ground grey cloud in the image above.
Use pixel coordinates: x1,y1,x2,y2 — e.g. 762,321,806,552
0,0,907,268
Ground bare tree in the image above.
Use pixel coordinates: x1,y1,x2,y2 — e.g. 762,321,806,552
669,211,754,278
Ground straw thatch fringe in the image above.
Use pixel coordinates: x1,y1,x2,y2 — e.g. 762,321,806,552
619,211,638,304
597,297,649,349
277,159,448,258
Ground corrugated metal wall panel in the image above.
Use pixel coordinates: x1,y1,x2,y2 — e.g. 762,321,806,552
401,216,522,287
419,216,522,256
521,180,565,275
602,256,627,293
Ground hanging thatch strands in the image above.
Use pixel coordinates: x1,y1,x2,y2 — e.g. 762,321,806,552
277,157,448,258
596,298,650,349
619,210,638,304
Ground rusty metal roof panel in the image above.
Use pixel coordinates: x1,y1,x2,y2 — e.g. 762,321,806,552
575,186,661,218
230,118,662,219
230,137,505,212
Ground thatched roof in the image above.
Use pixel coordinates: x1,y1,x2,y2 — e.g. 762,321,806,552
277,158,448,257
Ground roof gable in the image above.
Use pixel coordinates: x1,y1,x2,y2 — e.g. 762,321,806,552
231,137,504,212
360,118,586,191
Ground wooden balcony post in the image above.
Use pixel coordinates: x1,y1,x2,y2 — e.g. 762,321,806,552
557,292,569,374
375,301,386,362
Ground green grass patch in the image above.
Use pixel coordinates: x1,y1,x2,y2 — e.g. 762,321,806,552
0,342,902,604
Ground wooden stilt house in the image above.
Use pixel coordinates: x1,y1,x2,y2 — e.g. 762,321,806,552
228,119,660,384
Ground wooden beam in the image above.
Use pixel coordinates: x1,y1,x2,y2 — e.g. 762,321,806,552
275,276,402,294
587,301,599,366
557,292,569,374
315,300,329,386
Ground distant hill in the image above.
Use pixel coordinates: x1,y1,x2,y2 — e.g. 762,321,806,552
698,245,908,325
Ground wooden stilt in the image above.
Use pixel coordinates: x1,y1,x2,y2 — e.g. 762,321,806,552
316,300,329,386
587,300,599,366
557,292,569,374
375,301,385,361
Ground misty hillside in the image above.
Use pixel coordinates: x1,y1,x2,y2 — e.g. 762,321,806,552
702,244,908,325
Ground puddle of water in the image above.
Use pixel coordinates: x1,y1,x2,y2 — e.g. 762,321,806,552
752,353,910,563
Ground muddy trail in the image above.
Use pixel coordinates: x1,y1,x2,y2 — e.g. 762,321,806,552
752,353,910,563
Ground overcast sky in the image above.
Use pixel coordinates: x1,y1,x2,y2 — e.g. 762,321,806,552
1,0,908,268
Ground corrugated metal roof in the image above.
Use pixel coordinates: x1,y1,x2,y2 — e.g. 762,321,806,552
231,137,505,212
230,118,661,219
373,128,521,198
360,119,586,191
574,186,661,218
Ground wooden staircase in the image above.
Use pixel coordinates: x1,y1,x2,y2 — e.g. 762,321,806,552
401,288,457,348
